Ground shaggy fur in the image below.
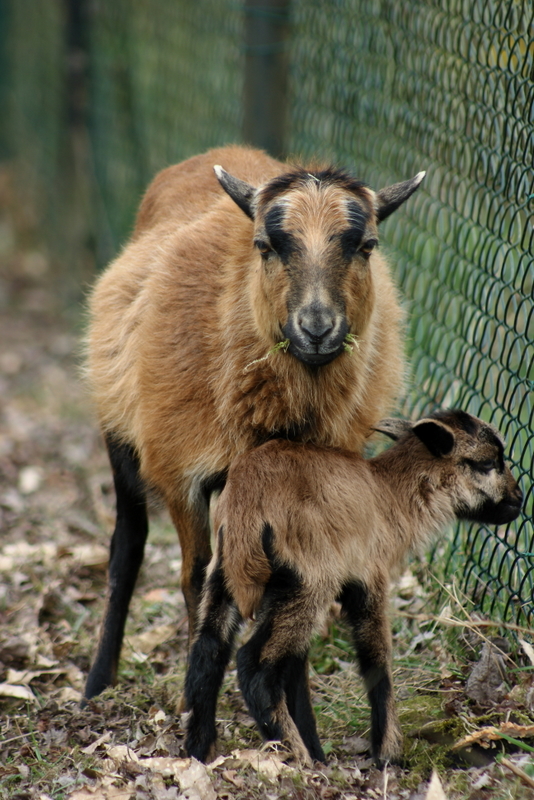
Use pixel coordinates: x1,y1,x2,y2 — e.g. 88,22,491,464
84,145,424,699
185,410,522,766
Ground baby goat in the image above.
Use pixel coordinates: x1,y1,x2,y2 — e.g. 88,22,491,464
184,410,522,766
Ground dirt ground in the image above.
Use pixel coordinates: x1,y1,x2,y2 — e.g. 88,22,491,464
1,175,534,800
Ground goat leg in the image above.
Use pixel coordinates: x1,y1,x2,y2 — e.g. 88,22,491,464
284,654,326,763
237,624,314,766
168,496,214,646
237,559,324,765
184,547,241,762
339,577,403,767
84,435,149,702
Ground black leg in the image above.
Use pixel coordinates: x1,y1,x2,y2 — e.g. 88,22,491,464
339,578,402,766
236,617,285,743
84,435,148,701
285,656,325,763
236,524,325,764
185,537,241,762
236,613,321,766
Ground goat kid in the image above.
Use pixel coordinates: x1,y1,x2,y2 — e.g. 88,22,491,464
84,146,424,701
184,410,522,766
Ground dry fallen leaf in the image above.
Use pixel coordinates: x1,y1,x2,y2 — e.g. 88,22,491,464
56,687,82,703
103,747,216,800
519,639,534,667
123,623,176,659
229,748,292,778
175,759,216,800
65,788,101,800
0,682,37,702
0,633,36,664
6,667,64,685
452,722,534,750
81,731,113,755
105,745,140,764
66,785,134,800
142,588,171,603
69,544,109,569
221,768,246,789
464,641,508,706
424,769,448,800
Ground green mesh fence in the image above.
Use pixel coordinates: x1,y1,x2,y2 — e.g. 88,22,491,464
87,0,243,261
1,0,532,627
2,1,66,223
287,0,533,626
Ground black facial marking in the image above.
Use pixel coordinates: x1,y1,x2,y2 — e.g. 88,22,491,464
310,167,368,195
457,495,522,525
264,204,298,263
260,171,304,204
480,429,505,469
346,199,369,230
339,200,370,259
259,166,369,206
464,458,498,475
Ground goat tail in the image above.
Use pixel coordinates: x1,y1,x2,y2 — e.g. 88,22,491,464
261,522,278,569
222,520,273,621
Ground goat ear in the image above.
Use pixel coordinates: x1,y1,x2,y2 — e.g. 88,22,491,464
375,171,425,222
412,419,455,457
373,417,412,441
214,165,256,219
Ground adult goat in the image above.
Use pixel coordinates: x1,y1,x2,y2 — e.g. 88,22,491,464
84,145,424,700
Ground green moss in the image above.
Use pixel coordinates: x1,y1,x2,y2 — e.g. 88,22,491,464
396,692,467,787
398,692,446,730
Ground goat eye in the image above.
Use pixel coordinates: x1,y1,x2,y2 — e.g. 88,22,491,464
255,239,273,258
472,459,497,474
360,239,377,258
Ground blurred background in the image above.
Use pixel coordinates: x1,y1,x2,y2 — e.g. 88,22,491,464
0,0,532,626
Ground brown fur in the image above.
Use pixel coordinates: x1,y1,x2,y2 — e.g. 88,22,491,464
88,147,404,475
85,145,421,641
200,410,522,763
217,413,521,621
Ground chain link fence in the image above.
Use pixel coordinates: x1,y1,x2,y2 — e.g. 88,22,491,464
1,0,532,626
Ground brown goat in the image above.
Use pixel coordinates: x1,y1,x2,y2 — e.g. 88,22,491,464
83,145,425,700
184,410,522,766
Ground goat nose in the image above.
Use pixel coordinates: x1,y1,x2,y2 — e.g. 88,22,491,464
298,309,335,343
